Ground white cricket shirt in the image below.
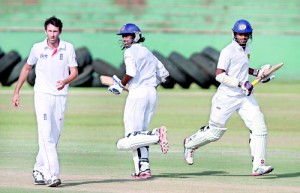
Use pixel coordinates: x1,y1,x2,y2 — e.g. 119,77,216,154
217,40,250,96
124,43,169,89
27,38,77,95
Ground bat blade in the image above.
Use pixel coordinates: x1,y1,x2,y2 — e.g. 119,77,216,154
100,75,114,86
252,62,284,86
262,62,284,77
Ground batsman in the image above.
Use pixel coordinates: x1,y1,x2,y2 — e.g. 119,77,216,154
183,19,275,176
107,23,169,179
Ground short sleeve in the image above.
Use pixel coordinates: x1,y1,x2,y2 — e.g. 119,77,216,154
124,49,136,77
68,44,78,67
217,49,230,71
26,45,38,65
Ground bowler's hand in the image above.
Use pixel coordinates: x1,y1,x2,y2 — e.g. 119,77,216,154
12,93,20,107
56,80,66,91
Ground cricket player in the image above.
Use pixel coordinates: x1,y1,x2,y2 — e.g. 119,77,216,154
12,16,78,187
183,19,274,176
108,23,169,179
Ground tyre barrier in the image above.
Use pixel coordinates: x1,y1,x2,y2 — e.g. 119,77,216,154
169,51,211,89
0,46,220,89
0,48,4,59
0,50,22,86
75,47,93,74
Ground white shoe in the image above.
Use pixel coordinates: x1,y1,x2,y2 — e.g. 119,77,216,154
252,165,274,176
183,138,195,165
158,126,169,154
47,175,61,187
131,169,152,179
32,170,45,185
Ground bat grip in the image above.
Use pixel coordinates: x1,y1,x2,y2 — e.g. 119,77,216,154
252,79,260,86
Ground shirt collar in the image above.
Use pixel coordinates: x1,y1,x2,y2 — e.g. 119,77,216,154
231,40,250,52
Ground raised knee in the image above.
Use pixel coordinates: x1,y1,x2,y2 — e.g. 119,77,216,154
117,138,132,150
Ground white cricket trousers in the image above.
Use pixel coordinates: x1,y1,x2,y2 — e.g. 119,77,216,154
209,92,264,130
124,87,158,136
33,92,67,180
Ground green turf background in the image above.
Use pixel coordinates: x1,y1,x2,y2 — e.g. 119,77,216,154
1,83,300,192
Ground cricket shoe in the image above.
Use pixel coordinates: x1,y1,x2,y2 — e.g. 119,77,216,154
252,165,274,176
158,126,169,154
47,175,61,187
183,138,196,165
131,169,152,179
32,170,45,185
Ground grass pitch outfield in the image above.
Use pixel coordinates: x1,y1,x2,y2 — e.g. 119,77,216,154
0,82,300,193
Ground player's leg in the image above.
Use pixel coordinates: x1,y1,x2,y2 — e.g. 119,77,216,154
34,93,56,184
131,147,151,179
45,95,67,187
238,95,274,176
32,151,45,185
143,88,169,153
122,88,155,177
117,128,167,151
34,93,62,187
183,93,237,165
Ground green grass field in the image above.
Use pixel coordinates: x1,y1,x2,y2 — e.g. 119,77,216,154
1,82,300,193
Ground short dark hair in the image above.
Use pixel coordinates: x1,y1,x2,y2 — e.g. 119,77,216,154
44,16,63,32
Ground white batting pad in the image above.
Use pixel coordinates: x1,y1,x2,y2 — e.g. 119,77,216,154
185,127,227,149
117,134,159,151
249,112,268,167
251,135,267,168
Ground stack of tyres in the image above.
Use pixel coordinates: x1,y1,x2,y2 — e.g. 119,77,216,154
169,51,211,89
0,50,22,86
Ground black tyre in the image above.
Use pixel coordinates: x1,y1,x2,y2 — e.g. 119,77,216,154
0,48,4,59
190,53,220,87
3,60,25,86
92,59,124,78
0,50,21,85
169,52,211,89
153,50,191,89
70,65,94,87
201,46,220,63
75,47,92,74
91,73,102,87
160,76,176,89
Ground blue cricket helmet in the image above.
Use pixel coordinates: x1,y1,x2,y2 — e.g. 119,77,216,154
232,19,253,33
117,23,141,35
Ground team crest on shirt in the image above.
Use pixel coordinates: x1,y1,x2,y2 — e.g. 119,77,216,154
40,54,48,59
60,54,63,60
247,54,250,59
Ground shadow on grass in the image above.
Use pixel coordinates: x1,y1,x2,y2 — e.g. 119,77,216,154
258,172,300,179
62,178,155,187
62,172,300,187
154,171,227,178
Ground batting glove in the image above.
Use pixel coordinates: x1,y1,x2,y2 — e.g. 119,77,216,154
108,83,123,95
112,75,125,88
240,81,253,96
261,74,275,83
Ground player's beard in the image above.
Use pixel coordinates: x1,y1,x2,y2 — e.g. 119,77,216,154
235,37,248,47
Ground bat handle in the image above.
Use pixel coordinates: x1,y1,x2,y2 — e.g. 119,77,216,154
252,79,260,86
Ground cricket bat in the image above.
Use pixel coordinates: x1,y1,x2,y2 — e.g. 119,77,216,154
100,75,129,90
100,75,115,86
252,62,284,86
